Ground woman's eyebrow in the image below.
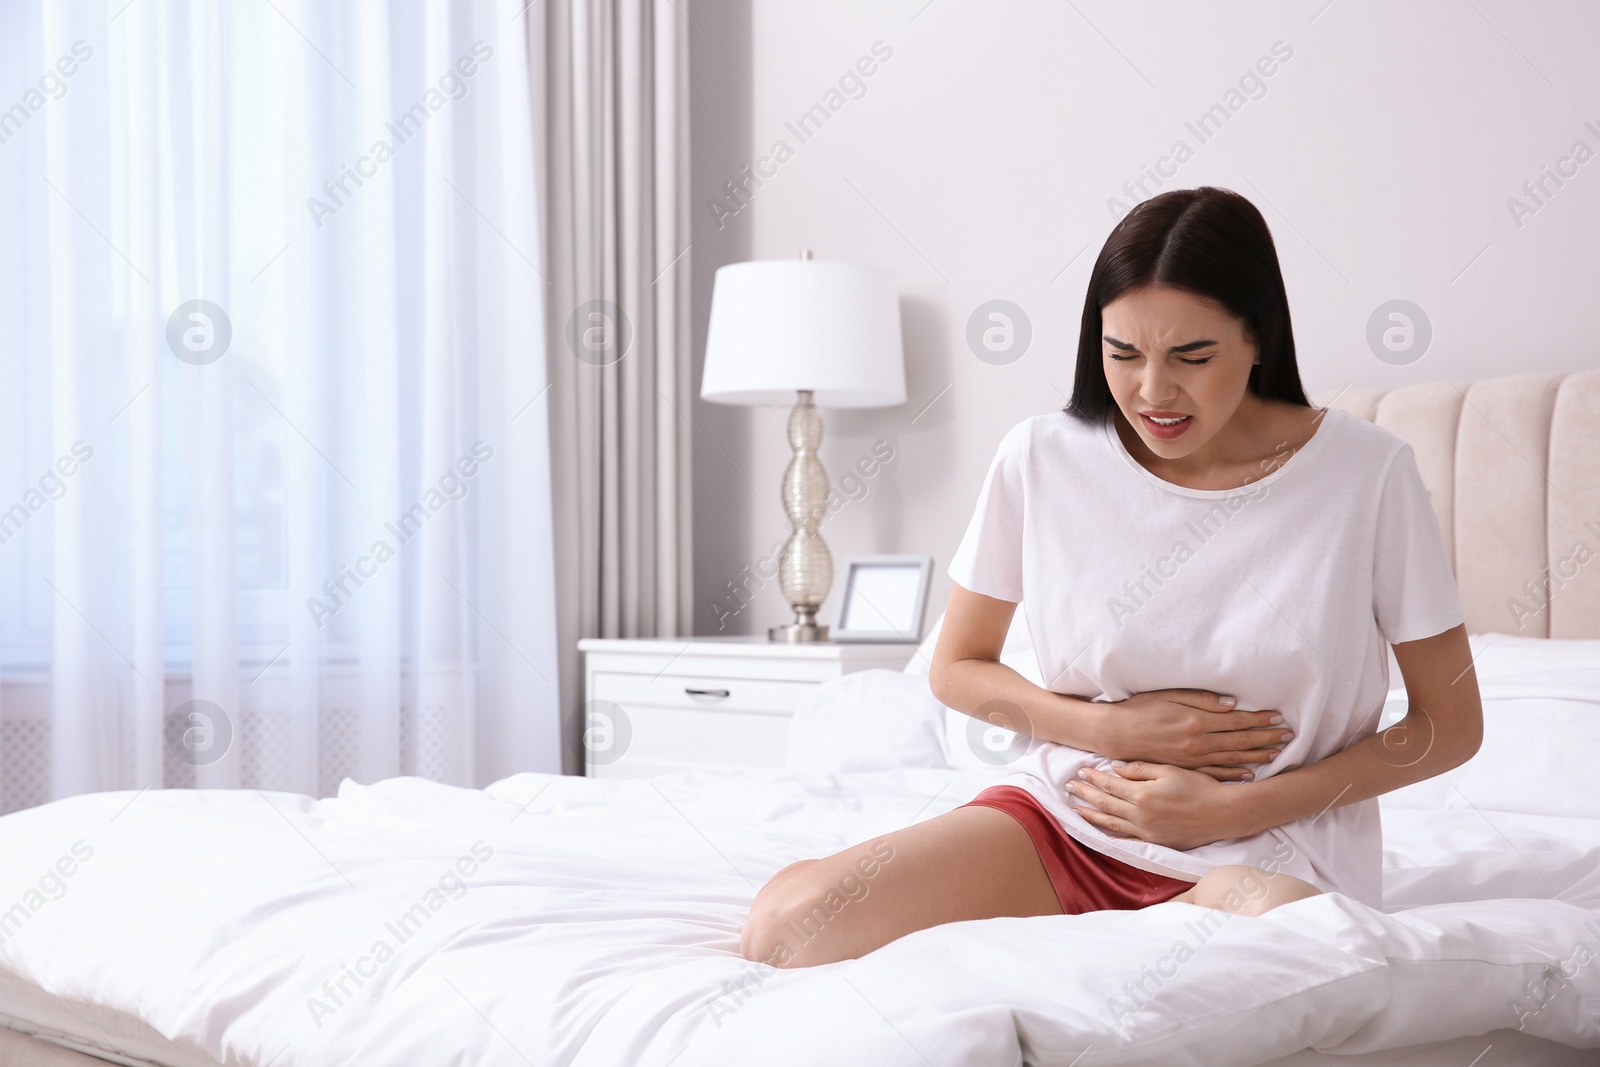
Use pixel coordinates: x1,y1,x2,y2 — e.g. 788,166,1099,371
1102,335,1219,353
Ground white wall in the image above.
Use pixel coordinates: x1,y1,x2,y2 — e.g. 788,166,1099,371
688,0,1600,638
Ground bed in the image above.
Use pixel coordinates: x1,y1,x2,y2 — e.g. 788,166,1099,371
1,370,1597,1067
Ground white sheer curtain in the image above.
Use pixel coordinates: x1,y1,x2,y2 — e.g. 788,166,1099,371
0,0,562,809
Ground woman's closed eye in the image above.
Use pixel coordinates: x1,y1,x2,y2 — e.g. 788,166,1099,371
1105,353,1215,365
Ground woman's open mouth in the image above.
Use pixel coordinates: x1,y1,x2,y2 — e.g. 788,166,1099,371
1139,411,1193,440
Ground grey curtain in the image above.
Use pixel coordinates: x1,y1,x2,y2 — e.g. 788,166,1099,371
530,0,695,774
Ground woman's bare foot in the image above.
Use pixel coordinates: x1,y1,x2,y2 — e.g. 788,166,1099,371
1167,864,1322,917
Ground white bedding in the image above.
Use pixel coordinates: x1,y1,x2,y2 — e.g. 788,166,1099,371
0,635,1596,1066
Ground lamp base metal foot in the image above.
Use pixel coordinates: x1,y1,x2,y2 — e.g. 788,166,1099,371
767,623,830,643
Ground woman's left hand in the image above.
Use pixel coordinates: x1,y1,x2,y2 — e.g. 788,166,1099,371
1066,761,1244,851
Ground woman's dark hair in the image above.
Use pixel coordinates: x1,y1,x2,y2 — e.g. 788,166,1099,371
1063,186,1309,420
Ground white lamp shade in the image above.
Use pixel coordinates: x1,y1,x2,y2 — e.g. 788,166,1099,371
700,259,906,408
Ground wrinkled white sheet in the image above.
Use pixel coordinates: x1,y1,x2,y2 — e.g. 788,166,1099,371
0,764,1595,1067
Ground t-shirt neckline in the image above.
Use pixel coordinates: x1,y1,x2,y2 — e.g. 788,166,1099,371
1099,405,1342,499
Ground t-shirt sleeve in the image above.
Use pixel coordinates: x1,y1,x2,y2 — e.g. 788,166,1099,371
1371,443,1466,644
946,420,1028,603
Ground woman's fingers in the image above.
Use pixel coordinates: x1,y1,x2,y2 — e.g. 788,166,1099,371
1218,709,1286,731
1210,726,1294,751
1217,746,1283,765
1072,803,1141,839
1065,775,1137,820
1183,745,1278,768
1195,765,1255,782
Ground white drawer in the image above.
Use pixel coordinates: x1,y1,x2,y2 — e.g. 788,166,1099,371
588,703,792,778
591,671,813,715
591,756,707,780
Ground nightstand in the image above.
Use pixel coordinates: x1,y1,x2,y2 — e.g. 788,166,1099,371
577,636,920,777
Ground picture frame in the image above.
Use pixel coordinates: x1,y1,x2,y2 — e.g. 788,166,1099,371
830,554,933,643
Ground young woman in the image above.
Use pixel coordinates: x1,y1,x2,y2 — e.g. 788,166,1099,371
739,186,1484,970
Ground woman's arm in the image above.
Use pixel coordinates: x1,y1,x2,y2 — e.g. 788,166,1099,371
1223,623,1483,837
932,584,1291,780
928,584,1104,750
1069,624,1484,849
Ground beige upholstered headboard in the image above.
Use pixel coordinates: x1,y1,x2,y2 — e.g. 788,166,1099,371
1318,371,1600,639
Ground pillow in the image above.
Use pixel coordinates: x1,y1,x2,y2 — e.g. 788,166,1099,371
1379,633,1600,819
903,607,1045,771
785,669,951,774
1452,631,1600,700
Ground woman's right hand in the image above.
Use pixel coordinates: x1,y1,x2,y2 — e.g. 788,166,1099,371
1091,689,1292,782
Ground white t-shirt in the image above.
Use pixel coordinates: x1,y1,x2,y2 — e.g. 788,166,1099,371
946,406,1466,908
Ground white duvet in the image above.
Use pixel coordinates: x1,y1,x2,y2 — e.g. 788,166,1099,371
0,635,1597,1066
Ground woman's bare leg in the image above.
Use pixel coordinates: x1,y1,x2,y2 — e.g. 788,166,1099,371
740,806,1060,968
1167,864,1322,916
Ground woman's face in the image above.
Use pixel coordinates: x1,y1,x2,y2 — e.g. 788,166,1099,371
1099,285,1260,459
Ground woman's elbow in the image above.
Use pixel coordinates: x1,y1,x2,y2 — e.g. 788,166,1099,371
1391,701,1481,773
927,658,956,706
1440,706,1484,770
1455,718,1484,767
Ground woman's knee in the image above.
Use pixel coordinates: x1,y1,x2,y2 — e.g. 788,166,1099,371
742,866,833,967
1190,864,1322,917
764,858,817,890
738,853,886,968
740,881,800,966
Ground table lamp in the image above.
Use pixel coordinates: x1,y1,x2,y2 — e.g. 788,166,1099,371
700,252,906,642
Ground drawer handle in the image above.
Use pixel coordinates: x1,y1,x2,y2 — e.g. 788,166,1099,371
684,687,731,698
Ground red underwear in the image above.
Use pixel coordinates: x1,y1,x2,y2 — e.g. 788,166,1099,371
960,784,1194,915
